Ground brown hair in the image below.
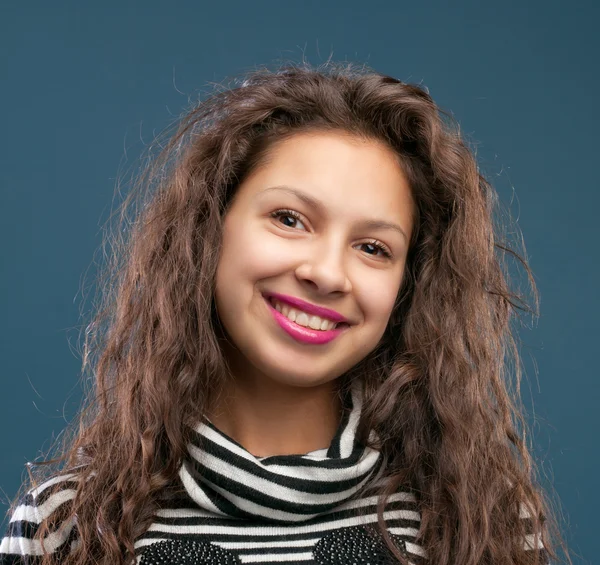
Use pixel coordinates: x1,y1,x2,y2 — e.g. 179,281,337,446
12,60,571,564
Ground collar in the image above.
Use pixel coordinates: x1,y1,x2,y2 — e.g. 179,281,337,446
179,379,383,523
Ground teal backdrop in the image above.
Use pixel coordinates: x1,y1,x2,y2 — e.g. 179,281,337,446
1,1,596,563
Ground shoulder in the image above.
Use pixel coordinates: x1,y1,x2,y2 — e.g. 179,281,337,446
0,472,81,563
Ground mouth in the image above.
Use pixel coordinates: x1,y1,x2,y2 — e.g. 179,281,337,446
264,296,350,332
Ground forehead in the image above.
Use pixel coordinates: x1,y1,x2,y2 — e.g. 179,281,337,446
238,131,414,220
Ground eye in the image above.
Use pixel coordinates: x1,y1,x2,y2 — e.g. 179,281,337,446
271,209,304,228
360,239,392,259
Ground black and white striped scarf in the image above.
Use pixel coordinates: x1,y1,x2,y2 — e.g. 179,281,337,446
178,379,383,523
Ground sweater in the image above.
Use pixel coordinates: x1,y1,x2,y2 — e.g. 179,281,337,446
1,381,548,564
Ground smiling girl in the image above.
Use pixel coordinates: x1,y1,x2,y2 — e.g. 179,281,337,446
0,62,568,565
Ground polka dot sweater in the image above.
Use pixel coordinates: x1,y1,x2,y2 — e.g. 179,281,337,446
0,381,547,564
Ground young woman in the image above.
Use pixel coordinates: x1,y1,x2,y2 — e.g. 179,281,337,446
0,62,568,565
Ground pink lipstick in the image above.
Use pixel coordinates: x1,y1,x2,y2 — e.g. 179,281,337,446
263,295,350,345
262,292,350,323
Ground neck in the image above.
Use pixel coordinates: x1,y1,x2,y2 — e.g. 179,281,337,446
207,374,343,458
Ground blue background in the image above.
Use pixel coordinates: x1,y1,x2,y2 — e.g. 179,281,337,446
1,1,596,563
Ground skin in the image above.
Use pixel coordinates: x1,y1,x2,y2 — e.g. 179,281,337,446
210,130,415,457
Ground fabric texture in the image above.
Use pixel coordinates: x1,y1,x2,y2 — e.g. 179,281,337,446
0,379,548,564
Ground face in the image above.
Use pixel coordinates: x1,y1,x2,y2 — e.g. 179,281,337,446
214,130,415,391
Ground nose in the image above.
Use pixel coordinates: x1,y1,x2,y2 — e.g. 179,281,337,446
294,236,352,296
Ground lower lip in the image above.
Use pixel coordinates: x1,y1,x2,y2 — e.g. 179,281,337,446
264,297,349,345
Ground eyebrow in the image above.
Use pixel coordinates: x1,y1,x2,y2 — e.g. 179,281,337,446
258,185,409,242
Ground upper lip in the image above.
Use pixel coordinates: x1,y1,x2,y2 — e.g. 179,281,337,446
263,292,351,324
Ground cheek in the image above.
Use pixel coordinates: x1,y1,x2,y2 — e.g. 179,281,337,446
359,275,401,322
215,219,287,301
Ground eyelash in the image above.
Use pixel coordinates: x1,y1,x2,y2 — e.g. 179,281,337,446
269,208,393,259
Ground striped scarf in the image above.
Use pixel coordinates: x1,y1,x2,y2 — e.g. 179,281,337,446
178,379,384,523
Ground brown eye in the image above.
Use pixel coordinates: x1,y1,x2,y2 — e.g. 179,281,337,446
279,214,297,228
270,209,306,230
359,240,393,259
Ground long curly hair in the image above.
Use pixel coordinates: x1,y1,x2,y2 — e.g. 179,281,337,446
11,60,571,565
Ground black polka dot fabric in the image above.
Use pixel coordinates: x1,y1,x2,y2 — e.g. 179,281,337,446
139,539,241,564
313,525,409,565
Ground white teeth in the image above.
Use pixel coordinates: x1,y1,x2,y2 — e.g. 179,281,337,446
284,307,297,322
294,312,308,326
271,298,338,331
